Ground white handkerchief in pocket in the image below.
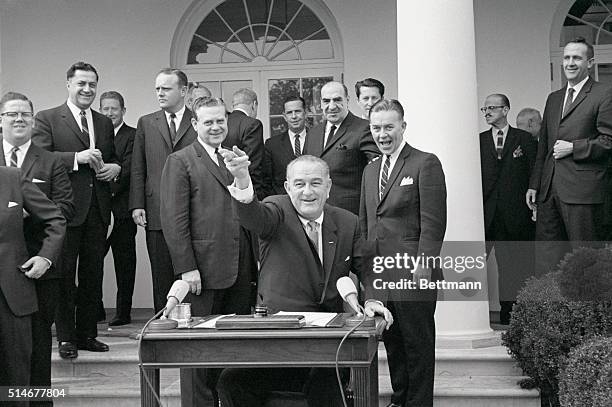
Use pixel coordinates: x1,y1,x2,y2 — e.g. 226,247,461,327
8,201,19,208
400,176,414,186
32,178,46,183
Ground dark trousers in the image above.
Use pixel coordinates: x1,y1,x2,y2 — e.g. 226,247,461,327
0,288,32,403
218,367,346,407
55,201,107,342
180,231,256,407
106,217,137,319
30,279,60,407
145,230,175,313
535,183,604,275
383,300,437,407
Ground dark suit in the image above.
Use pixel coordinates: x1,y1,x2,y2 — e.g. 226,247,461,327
305,111,379,214
360,143,447,407
529,78,612,273
106,123,137,320
224,110,265,199
1,142,74,399
129,109,197,312
33,103,117,343
0,167,65,393
218,194,366,407
480,127,537,312
262,130,300,196
161,140,257,407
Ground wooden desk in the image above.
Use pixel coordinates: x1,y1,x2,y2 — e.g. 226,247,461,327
139,316,384,407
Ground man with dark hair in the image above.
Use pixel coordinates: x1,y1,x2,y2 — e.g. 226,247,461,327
305,81,379,215
262,95,307,196
480,94,537,325
516,107,542,140
0,166,65,402
361,99,446,407
185,82,212,110
130,68,197,314
161,97,257,407
355,77,385,118
527,37,612,274
1,91,73,402
224,88,265,199
33,61,120,359
100,90,137,326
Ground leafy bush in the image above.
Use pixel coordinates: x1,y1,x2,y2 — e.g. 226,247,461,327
502,247,612,406
592,359,612,407
559,337,612,406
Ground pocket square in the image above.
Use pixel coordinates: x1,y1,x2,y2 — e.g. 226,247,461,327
8,201,18,208
345,256,350,262
400,176,414,186
32,178,46,183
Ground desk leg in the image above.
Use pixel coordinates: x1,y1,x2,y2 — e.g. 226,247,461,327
352,353,379,407
140,367,160,407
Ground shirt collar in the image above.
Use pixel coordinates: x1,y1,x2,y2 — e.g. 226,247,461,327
197,138,220,162
233,107,250,117
297,212,324,229
288,128,307,138
387,140,406,161
3,138,31,158
568,75,589,95
491,124,509,136
326,114,348,132
67,99,90,117
165,105,186,122
114,121,124,136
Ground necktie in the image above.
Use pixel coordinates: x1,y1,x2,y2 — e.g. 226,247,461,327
324,125,336,149
215,147,230,184
496,130,504,160
379,154,391,199
9,146,19,167
563,87,575,117
80,110,90,147
306,220,319,256
294,134,301,157
169,113,177,143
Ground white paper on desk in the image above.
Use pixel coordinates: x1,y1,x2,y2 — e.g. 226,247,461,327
276,311,337,327
191,314,235,328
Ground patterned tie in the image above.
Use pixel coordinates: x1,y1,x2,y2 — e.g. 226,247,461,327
169,113,177,143
80,110,90,147
563,87,575,117
9,146,19,167
306,220,319,256
324,125,336,149
379,154,391,199
496,130,504,160
294,134,301,157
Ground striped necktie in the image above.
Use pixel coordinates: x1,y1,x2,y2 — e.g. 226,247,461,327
9,146,19,167
294,134,301,157
562,87,575,117
379,154,391,199
80,110,90,147
496,130,504,159
306,220,319,256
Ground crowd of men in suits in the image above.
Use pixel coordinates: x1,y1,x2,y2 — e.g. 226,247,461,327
1,34,610,407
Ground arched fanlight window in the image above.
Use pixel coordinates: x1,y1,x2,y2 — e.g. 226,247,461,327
188,0,334,64
561,0,612,45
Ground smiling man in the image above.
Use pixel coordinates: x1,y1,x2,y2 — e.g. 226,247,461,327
33,61,119,360
527,37,612,274
160,97,257,407
360,99,446,407
129,68,197,315
304,81,379,215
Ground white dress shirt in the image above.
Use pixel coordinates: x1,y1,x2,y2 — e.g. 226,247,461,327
3,139,31,168
379,140,406,185
288,128,307,155
563,75,589,108
491,124,509,148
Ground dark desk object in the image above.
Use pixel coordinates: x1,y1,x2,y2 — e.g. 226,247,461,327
139,315,385,407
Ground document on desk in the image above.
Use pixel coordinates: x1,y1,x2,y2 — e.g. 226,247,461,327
191,314,235,328
276,311,338,327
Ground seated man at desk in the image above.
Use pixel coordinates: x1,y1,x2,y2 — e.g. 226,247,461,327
217,151,392,407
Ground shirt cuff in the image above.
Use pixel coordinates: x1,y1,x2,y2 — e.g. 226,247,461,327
227,179,255,203
73,153,79,171
42,257,52,268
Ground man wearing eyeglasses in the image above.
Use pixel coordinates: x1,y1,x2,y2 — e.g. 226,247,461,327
479,94,537,325
527,37,612,275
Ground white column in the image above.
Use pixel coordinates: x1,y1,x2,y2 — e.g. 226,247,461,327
397,0,495,347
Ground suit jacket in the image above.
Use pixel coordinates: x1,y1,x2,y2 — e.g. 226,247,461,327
530,78,612,204
0,142,74,280
262,130,299,196
32,103,117,226
129,109,197,230
305,111,379,214
360,144,447,269
480,126,537,240
160,141,255,288
0,167,66,316
224,110,265,199
110,123,136,219
236,195,365,313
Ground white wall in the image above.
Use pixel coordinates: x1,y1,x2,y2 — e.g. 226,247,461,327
0,0,397,308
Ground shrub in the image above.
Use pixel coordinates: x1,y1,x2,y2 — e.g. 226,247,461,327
592,359,612,407
559,337,612,406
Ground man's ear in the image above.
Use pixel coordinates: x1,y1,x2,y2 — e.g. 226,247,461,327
284,180,290,194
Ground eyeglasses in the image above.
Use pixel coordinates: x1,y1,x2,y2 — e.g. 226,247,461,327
480,106,506,113
1,111,34,120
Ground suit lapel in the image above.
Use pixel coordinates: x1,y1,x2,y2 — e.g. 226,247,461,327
282,131,296,159
192,141,230,188
0,142,5,166
380,144,411,205
114,125,127,156
61,104,90,148
562,78,592,120
322,112,355,154
155,110,173,149
175,109,193,147
501,127,518,159
20,145,39,178
319,211,337,304
483,129,497,160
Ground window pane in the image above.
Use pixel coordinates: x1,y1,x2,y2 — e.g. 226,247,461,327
596,63,612,83
270,116,287,138
562,0,612,45
269,79,299,115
